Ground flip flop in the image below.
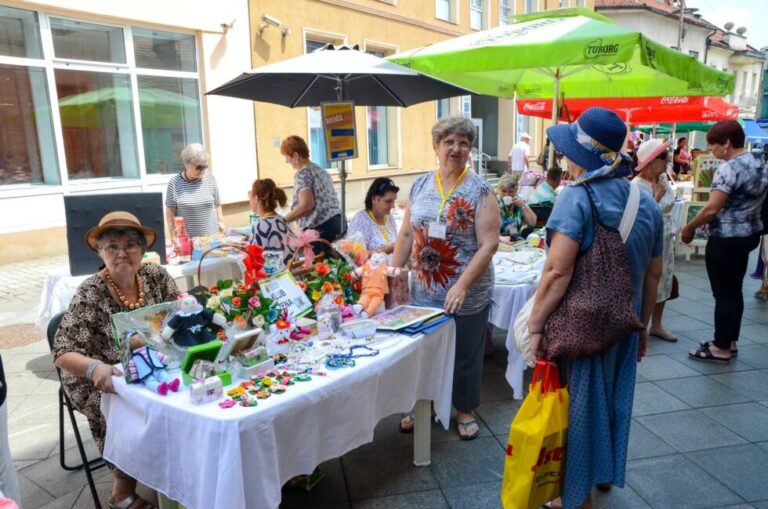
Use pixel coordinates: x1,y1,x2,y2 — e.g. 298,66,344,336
699,340,738,357
689,345,730,363
457,419,480,441
649,328,678,342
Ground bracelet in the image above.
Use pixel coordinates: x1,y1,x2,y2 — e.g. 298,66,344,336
86,360,104,381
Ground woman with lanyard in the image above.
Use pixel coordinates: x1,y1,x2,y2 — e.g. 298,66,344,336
349,177,408,306
393,117,499,439
348,177,400,254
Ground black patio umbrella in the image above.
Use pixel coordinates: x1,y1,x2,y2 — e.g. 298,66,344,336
207,44,474,212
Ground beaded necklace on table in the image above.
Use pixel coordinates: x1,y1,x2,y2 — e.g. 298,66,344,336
103,270,145,310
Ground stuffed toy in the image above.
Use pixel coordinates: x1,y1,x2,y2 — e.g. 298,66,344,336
354,252,401,317
125,331,180,396
161,294,227,348
340,303,366,322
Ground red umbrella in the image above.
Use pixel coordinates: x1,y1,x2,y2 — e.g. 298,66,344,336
517,96,739,125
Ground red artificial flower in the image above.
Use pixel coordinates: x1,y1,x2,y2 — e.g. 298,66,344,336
208,285,218,294
243,244,267,286
343,272,353,282
445,196,475,232
298,281,307,291
353,281,363,292
232,297,242,307
321,282,334,294
233,315,247,328
315,262,331,277
412,227,460,289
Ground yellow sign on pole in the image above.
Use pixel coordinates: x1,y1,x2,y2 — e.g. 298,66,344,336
321,101,357,161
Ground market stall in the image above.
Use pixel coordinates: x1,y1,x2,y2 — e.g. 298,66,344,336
101,320,455,509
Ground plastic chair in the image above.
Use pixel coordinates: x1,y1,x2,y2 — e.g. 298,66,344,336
47,311,105,509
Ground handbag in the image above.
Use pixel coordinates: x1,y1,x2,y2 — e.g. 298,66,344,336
501,360,568,509
545,182,645,359
513,182,643,363
668,274,679,301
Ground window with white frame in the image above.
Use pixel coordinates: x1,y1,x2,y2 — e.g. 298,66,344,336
525,0,537,13
0,5,203,186
437,98,451,119
499,0,512,25
470,0,485,30
305,38,342,170
436,0,457,22
365,48,399,168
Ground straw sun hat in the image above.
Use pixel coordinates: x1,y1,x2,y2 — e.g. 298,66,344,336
85,211,157,252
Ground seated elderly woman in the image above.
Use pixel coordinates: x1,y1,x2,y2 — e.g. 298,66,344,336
53,211,178,509
497,173,537,239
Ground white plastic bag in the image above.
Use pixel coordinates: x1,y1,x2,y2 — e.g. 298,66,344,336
512,294,537,368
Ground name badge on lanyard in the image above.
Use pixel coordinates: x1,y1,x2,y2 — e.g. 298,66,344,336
429,221,448,240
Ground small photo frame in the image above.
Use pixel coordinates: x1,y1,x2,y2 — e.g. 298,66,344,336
683,201,710,245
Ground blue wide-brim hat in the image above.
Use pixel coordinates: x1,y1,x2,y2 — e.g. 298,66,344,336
546,107,628,172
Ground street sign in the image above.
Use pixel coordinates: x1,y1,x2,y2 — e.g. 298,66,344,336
321,101,357,161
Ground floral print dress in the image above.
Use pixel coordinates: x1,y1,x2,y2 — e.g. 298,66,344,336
408,170,494,316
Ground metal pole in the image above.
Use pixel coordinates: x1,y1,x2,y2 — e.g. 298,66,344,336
547,70,560,169
677,0,686,51
335,79,347,216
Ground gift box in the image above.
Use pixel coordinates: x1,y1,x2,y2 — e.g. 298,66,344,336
180,340,232,386
189,376,224,405
237,346,275,378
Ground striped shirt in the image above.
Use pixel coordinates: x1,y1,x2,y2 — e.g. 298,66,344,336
165,171,221,237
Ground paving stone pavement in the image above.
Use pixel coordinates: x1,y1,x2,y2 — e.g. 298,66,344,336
2,254,768,508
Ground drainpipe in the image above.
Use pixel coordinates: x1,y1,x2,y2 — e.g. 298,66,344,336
704,29,716,64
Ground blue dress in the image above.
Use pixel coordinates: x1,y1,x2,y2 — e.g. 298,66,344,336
546,177,663,509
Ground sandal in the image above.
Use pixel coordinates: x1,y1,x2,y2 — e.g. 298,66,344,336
755,290,768,301
649,328,678,342
689,345,730,363
108,493,156,509
457,418,479,441
699,340,738,357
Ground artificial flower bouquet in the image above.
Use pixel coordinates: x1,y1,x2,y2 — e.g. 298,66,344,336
201,279,280,331
301,258,361,306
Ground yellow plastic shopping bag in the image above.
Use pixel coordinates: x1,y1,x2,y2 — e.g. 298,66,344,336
501,360,569,509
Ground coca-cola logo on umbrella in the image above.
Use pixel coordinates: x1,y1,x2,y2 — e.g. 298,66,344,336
660,97,690,105
523,102,548,112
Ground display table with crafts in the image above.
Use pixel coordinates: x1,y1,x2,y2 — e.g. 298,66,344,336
100,318,456,509
490,244,545,399
35,255,243,330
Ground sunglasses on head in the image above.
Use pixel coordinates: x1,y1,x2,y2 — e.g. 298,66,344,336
375,179,395,194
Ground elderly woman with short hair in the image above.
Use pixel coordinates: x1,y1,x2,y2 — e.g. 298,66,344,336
54,211,178,509
497,173,536,238
393,116,500,440
165,143,225,246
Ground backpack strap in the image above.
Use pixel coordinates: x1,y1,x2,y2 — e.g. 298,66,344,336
619,182,640,244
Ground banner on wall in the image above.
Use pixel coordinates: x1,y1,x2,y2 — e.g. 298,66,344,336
321,101,357,161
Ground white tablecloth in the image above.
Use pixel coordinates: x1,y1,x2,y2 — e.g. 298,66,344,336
101,321,456,509
35,256,243,331
491,281,539,399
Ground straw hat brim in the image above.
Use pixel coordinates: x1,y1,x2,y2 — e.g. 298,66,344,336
85,219,157,252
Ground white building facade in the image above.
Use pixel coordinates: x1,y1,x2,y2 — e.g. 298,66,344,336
0,0,256,263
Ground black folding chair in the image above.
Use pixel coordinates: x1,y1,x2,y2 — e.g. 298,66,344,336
47,311,105,509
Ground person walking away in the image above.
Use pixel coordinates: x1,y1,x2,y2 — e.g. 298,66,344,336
508,133,531,176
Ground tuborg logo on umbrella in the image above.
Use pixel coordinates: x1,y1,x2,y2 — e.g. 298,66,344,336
584,38,620,59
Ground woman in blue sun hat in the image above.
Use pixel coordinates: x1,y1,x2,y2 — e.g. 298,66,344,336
526,107,664,509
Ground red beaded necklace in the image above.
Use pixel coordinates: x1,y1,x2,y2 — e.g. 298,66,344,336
103,270,145,310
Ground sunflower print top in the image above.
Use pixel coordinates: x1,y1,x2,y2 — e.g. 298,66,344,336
408,170,494,316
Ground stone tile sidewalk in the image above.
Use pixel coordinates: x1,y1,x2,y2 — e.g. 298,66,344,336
2,254,768,508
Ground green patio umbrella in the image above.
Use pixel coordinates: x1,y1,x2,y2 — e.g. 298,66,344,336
635,122,719,135
389,8,735,161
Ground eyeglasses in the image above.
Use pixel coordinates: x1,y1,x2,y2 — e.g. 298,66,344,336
102,242,141,255
194,164,208,172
